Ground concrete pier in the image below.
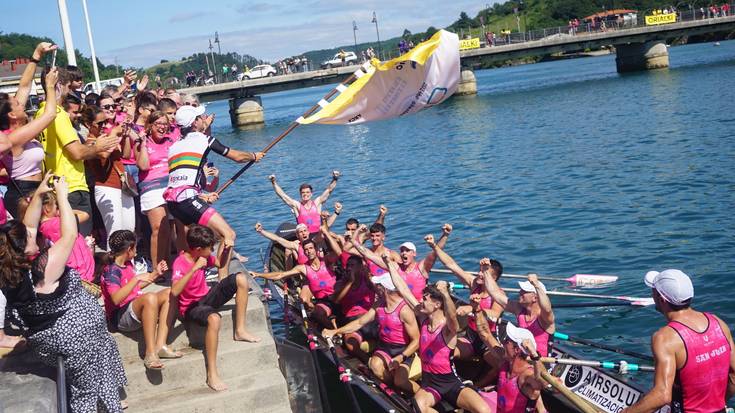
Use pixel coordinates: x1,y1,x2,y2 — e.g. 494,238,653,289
456,69,478,96
615,41,669,73
229,96,265,128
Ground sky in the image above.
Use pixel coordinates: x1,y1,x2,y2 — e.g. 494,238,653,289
3,0,490,68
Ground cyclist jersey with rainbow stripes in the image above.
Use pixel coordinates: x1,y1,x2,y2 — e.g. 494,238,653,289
166,131,229,200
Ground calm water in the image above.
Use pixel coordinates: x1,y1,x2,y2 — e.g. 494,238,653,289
205,40,735,361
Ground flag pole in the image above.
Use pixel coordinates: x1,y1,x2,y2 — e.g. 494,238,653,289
215,71,360,195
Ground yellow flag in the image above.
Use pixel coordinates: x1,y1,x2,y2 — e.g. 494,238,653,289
297,30,460,125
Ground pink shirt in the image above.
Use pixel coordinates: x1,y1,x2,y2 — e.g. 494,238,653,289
171,252,216,317
139,136,175,183
101,262,141,320
38,217,94,282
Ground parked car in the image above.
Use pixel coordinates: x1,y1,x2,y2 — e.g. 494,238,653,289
237,64,277,80
82,77,124,94
320,51,358,69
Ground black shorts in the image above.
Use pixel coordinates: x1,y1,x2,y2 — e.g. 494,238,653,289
167,197,217,226
373,341,415,367
185,273,239,326
68,190,93,236
462,327,489,356
421,371,466,407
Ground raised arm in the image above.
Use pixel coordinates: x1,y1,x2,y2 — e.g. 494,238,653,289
15,43,56,108
481,267,520,313
320,214,343,256
7,68,58,149
326,202,341,228
528,273,555,332
251,265,305,281
425,234,474,286
374,205,387,226
268,175,300,212
420,223,452,275
22,172,54,238
41,177,76,286
315,170,339,206
254,222,298,250
436,280,459,336
383,254,419,309
351,225,389,270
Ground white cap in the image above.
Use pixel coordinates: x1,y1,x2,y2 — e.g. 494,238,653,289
295,223,308,231
372,274,396,291
399,242,416,252
505,322,536,353
175,104,206,128
518,280,547,294
644,269,694,305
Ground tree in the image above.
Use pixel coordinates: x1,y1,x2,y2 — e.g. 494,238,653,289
402,29,412,38
425,26,438,37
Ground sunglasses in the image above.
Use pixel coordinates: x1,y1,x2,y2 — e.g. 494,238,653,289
101,104,115,110
94,120,106,128
184,102,199,107
153,121,169,126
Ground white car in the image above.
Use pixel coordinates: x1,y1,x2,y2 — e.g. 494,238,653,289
321,52,358,69
238,64,277,80
82,77,124,94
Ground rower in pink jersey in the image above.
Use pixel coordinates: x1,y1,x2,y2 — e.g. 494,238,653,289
254,222,313,267
622,270,735,413
330,256,377,359
252,239,337,330
385,242,491,413
483,272,555,357
477,319,545,413
324,273,420,395
268,170,339,235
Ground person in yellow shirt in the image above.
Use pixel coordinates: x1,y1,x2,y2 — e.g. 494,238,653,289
35,68,117,235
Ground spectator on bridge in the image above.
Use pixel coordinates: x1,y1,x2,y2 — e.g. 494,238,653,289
222,64,229,82
231,64,238,79
722,3,730,16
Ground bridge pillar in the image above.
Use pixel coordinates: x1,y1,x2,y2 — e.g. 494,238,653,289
615,41,669,73
456,69,477,96
229,96,264,128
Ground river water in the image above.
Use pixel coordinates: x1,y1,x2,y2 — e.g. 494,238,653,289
205,40,735,370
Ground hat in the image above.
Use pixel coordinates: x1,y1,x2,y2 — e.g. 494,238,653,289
505,322,536,353
372,274,396,291
175,104,206,128
399,242,416,252
644,269,694,305
518,280,547,294
295,223,308,231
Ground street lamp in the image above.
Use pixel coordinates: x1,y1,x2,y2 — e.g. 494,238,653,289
209,38,217,84
371,12,382,60
353,21,358,53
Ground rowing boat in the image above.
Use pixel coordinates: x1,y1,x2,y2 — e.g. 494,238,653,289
259,222,659,413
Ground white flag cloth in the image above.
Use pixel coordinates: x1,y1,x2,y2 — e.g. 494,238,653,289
297,30,460,125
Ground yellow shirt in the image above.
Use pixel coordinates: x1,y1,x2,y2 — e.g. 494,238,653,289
35,101,88,193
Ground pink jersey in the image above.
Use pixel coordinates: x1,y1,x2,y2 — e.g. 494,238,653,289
340,279,375,318
297,201,320,233
138,136,175,183
468,285,496,332
101,262,141,320
399,263,426,301
419,320,453,374
38,217,94,282
668,313,730,413
366,248,392,277
305,260,336,299
171,253,216,317
376,300,409,345
295,243,309,265
517,312,550,357
497,363,535,413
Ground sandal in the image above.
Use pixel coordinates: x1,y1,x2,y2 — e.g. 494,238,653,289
157,346,183,359
143,355,164,370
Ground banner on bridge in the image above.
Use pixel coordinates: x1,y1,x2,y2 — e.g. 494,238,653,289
296,30,459,125
460,38,481,50
645,13,677,25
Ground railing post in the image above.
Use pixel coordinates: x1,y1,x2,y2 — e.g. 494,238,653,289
57,356,68,413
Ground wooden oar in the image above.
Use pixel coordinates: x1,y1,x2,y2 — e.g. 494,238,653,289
448,282,654,306
553,301,642,308
216,69,361,195
541,356,655,373
431,268,617,287
553,332,654,361
539,369,603,413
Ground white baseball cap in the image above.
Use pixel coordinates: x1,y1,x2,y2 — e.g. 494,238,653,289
399,242,417,252
518,280,547,294
505,321,536,353
295,223,308,231
644,269,694,305
175,104,206,128
372,274,396,291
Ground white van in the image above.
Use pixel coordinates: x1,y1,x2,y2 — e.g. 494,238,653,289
82,77,124,94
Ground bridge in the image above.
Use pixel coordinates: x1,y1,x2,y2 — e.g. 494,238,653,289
178,14,735,127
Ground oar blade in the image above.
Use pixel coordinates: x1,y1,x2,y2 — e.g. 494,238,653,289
566,274,618,286
629,297,655,306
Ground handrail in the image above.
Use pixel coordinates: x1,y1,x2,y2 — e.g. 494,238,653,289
56,355,68,413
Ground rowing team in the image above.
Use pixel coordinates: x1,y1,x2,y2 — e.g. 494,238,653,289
251,173,734,413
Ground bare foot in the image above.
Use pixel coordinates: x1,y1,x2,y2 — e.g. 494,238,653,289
234,330,261,343
206,375,228,392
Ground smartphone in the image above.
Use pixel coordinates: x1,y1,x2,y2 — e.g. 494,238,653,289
206,161,214,168
51,50,57,68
